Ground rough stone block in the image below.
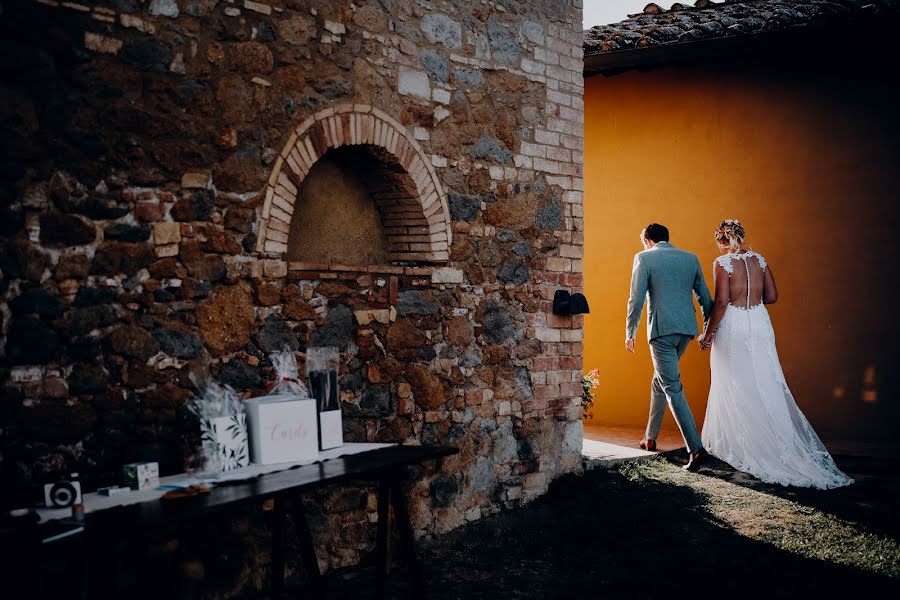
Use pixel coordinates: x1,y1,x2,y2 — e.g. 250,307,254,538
430,267,464,284
432,88,451,104
262,259,288,279
420,14,462,49
354,309,391,325
324,19,346,35
520,59,545,75
398,67,431,99
120,14,156,34
243,0,272,15
153,223,182,245
39,213,96,248
471,135,513,165
84,32,123,55
155,243,179,258
487,20,523,65
420,49,449,83
148,0,179,18
181,171,212,189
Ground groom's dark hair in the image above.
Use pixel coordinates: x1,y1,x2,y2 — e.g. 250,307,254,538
642,223,669,243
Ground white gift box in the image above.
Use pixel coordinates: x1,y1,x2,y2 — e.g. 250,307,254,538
204,414,250,471
244,395,318,464
123,461,159,490
318,410,344,451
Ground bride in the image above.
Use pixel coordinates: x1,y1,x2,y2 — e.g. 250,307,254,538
697,219,852,489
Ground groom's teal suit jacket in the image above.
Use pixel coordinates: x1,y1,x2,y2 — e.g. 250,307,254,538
626,241,714,341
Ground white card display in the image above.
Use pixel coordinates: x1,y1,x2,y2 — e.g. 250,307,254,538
243,396,318,464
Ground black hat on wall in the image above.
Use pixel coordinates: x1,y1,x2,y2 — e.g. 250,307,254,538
552,290,590,316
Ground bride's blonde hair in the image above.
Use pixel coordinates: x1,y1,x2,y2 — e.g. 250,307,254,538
715,219,745,252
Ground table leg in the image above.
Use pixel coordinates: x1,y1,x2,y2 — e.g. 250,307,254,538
271,496,285,598
390,478,426,600
77,532,92,600
375,478,393,600
291,497,322,596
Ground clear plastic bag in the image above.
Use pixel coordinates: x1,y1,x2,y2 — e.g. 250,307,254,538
187,371,248,471
306,347,339,413
266,347,310,398
188,371,243,419
306,346,342,450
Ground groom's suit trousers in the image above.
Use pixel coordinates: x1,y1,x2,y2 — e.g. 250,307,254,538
646,333,703,453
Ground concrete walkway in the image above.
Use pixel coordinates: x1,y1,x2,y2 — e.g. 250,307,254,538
582,424,687,468
582,438,655,467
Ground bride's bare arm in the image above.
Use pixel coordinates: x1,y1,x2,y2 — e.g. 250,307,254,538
763,265,778,304
699,262,730,349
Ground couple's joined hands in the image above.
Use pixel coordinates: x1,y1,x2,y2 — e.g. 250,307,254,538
625,336,713,352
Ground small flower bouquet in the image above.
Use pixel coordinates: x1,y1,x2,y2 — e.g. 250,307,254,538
581,369,600,421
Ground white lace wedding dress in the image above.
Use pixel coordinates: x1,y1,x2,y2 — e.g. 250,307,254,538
701,251,853,489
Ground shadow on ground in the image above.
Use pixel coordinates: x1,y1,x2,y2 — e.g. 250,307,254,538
661,450,900,539
322,456,900,599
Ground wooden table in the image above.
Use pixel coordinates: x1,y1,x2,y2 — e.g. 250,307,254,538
32,444,458,599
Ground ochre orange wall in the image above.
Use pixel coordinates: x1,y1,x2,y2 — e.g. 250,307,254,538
583,58,900,439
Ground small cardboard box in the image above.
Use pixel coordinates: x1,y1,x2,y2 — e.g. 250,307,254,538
123,462,159,490
244,395,318,464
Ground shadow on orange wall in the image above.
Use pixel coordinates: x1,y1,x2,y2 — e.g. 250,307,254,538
583,57,900,440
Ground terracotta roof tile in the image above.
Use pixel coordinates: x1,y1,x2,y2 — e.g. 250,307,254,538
584,0,900,55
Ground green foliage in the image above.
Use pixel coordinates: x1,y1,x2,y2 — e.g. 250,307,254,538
581,369,600,420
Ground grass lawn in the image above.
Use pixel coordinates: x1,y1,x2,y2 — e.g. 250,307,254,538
326,450,900,598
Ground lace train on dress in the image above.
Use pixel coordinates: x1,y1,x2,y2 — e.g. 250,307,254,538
702,303,853,489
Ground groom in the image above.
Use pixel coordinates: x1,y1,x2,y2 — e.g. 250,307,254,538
625,223,713,471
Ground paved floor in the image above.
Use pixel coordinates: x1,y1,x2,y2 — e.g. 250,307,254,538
584,423,900,461
583,424,686,466
581,437,655,465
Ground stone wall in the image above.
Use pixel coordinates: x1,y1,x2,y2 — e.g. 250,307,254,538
0,0,585,594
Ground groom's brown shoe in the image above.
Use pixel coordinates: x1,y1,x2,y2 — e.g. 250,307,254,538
683,449,709,472
639,438,657,452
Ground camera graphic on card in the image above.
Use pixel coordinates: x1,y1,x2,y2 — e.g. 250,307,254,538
43,477,83,508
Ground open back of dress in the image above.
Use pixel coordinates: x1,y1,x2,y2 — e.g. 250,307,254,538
701,251,853,489
721,252,766,310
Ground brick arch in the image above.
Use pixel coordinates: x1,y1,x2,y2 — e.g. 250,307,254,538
256,104,451,263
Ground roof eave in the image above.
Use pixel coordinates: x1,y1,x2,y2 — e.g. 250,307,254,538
584,33,756,76
584,16,900,77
